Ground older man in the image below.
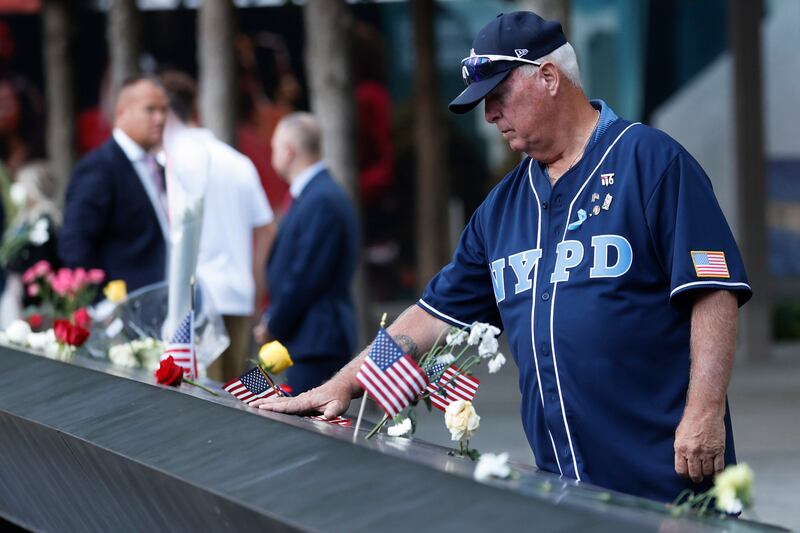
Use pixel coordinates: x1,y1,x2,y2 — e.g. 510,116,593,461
60,75,169,292
258,113,359,394
256,12,750,503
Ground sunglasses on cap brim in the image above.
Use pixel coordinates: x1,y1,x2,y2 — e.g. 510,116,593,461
461,54,542,86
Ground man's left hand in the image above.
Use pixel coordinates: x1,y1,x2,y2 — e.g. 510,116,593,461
674,412,726,483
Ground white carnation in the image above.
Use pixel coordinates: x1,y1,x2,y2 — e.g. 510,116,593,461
387,418,413,437
446,329,467,346
478,335,499,358
473,452,512,482
487,353,506,374
27,332,51,352
435,352,456,365
467,323,485,345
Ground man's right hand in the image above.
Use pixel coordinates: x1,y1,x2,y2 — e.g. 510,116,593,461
251,377,355,419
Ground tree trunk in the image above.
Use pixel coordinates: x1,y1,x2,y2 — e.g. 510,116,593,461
198,0,236,146
730,0,770,360
304,0,370,339
303,0,358,196
106,0,140,99
412,0,450,293
42,0,75,193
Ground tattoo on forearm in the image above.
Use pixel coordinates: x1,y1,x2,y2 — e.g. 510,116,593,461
394,335,420,358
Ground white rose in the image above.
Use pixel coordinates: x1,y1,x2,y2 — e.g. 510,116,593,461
387,418,413,437
444,399,480,441
478,335,499,358
446,329,467,346
473,452,512,482
487,353,506,374
6,320,32,346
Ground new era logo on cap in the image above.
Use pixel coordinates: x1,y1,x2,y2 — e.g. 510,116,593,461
514,48,529,58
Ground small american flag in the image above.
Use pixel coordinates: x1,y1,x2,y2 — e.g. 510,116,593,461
308,415,352,427
356,328,428,417
426,365,480,412
691,251,730,278
224,367,280,405
161,311,197,379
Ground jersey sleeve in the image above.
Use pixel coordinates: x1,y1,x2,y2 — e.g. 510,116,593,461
644,151,752,306
418,207,502,330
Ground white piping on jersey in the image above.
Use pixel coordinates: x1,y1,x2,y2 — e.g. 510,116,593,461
417,299,471,328
526,158,564,477
670,281,752,299
549,122,642,481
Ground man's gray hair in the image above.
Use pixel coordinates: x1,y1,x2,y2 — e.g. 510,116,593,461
278,112,322,157
519,42,582,88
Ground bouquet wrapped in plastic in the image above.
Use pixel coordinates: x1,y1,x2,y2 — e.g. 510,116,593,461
86,280,229,376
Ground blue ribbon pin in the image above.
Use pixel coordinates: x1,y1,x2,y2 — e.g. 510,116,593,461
567,209,587,231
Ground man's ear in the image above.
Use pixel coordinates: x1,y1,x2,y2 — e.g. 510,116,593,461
538,61,560,95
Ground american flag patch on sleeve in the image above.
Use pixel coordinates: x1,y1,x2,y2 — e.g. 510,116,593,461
691,251,730,278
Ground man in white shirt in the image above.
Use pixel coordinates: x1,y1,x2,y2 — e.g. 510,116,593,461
161,71,275,381
60,75,169,292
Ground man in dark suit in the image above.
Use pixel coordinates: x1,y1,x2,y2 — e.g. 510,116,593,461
259,112,359,394
59,75,169,292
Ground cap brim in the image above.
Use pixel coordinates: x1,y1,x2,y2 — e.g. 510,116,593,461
448,69,513,114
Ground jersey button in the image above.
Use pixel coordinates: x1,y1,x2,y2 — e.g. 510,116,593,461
541,292,550,301
555,195,562,206
542,201,549,210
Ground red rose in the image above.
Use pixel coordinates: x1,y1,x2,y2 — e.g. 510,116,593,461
26,313,43,330
54,319,71,344
68,325,90,347
155,356,184,387
53,319,90,347
72,307,91,329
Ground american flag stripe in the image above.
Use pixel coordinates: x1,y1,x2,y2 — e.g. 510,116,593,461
357,362,405,414
425,365,480,412
223,367,280,405
161,312,197,379
692,251,730,278
308,415,352,427
356,328,429,417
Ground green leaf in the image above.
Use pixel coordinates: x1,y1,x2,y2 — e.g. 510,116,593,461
424,397,432,412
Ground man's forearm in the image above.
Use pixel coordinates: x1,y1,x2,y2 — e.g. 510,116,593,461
328,304,450,398
684,290,738,417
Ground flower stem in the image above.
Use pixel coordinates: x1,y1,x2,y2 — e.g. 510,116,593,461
183,378,219,396
365,414,389,439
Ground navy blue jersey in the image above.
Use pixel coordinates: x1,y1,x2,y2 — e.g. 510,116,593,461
419,102,751,502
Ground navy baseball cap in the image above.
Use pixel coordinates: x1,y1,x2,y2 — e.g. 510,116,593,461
449,11,567,114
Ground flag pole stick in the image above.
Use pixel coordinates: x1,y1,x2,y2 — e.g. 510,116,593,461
353,313,387,441
190,275,198,379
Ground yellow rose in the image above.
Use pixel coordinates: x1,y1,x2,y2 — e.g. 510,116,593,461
444,399,480,441
258,341,294,374
103,280,127,303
